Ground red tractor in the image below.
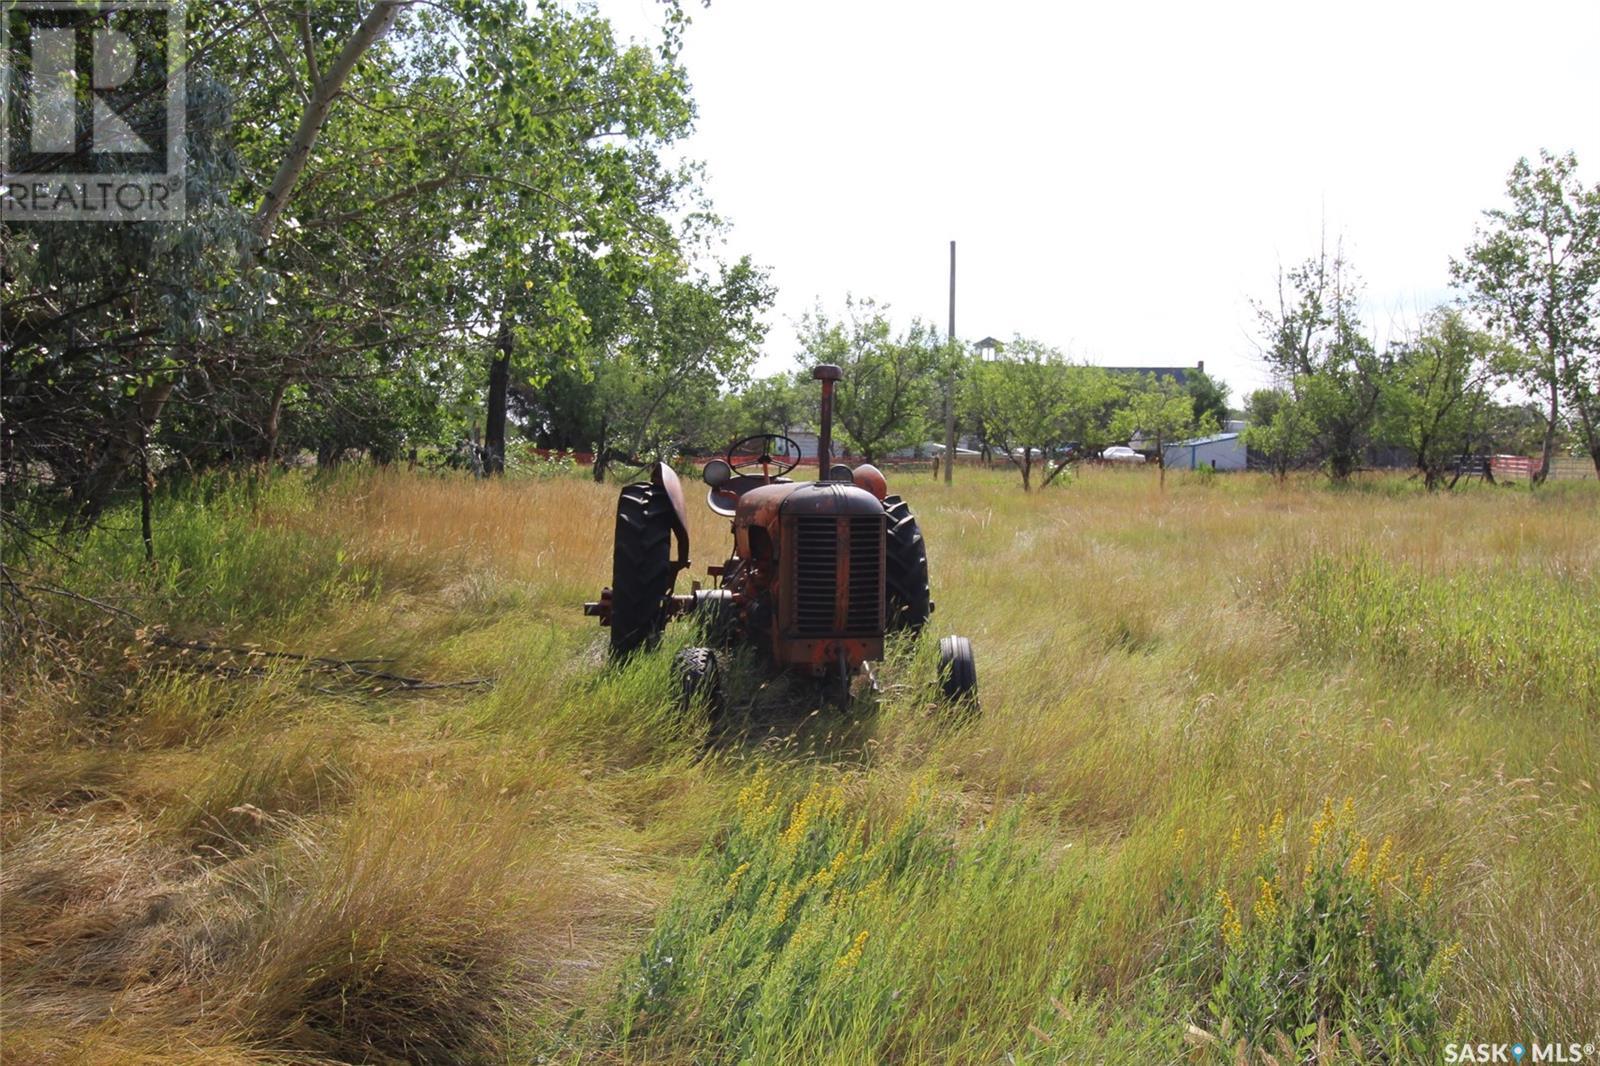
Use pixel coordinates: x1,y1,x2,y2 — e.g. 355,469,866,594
584,364,976,713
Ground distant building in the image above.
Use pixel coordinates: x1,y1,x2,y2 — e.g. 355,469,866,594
1164,431,1246,471
1103,360,1208,387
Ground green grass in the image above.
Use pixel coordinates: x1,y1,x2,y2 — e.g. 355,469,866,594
2,467,1597,1063
1275,547,1600,708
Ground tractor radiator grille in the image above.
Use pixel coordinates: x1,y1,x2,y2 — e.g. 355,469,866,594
847,516,883,633
792,515,883,637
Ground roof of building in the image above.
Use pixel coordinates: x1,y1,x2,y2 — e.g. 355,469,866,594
1167,432,1242,448
1103,366,1195,386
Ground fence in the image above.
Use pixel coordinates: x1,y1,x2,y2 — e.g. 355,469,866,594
1489,455,1595,481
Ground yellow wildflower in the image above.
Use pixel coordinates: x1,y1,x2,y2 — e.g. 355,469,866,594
1369,836,1394,889
779,786,825,856
1227,825,1243,856
735,769,765,814
813,848,851,891
1350,835,1370,877
1173,826,1187,851
736,767,773,831
1252,876,1279,922
771,874,810,928
1268,809,1285,840
723,861,751,899
836,929,870,971
1218,889,1243,947
1341,796,1356,824
1309,797,1335,852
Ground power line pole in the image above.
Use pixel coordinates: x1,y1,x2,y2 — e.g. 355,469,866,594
944,239,957,485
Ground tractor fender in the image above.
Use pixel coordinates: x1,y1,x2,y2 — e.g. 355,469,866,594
650,461,691,572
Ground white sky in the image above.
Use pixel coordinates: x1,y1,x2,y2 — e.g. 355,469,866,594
601,0,1600,402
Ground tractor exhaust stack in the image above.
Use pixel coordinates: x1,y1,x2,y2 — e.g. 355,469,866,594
813,364,842,478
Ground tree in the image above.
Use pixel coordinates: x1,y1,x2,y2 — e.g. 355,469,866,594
590,259,773,481
1187,368,1231,430
1453,150,1600,480
1381,310,1515,490
2,5,257,540
3,0,731,516
1242,389,1314,484
1254,242,1385,480
516,257,772,480
734,372,811,439
1112,374,1217,490
796,299,941,463
962,340,1124,490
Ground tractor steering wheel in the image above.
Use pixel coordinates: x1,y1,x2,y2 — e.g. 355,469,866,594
728,434,803,479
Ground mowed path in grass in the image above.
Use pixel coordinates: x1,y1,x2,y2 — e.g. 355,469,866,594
3,467,1597,1062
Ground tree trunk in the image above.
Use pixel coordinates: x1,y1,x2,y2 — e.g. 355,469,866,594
592,420,609,483
139,439,154,564
484,315,510,476
262,376,289,464
1534,379,1558,484
1569,381,1600,478
71,376,177,528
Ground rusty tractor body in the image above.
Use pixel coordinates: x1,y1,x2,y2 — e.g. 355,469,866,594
584,364,975,713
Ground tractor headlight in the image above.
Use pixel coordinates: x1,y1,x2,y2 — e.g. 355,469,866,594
703,459,733,487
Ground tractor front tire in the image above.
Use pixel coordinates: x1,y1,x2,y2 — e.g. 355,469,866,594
674,646,724,719
609,482,676,657
884,495,932,633
937,635,978,707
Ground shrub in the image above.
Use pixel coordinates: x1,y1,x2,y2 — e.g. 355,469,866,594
1185,800,1457,1061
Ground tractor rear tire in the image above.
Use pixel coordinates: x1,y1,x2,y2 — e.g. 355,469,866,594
937,635,978,707
883,495,932,633
674,646,724,718
609,482,676,657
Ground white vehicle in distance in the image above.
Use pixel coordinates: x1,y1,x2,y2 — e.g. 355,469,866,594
1100,446,1146,463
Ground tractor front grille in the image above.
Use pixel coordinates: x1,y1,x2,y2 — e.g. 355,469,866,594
792,515,883,637
847,516,883,633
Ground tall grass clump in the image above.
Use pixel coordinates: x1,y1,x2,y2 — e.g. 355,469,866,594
1276,548,1600,709
1179,800,1457,1062
615,771,1094,1062
7,472,385,639
212,790,566,1062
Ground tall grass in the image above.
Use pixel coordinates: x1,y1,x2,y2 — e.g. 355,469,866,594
1274,547,1600,709
2,466,1597,1062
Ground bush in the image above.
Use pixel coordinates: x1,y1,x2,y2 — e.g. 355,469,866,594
1184,800,1457,1061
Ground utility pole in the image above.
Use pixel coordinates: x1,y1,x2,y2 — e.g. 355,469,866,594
944,240,957,485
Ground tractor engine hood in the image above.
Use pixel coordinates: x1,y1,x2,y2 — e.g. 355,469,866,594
732,480,884,528
778,480,886,517
731,480,885,570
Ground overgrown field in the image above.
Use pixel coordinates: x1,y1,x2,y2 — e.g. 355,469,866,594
3,467,1597,1064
